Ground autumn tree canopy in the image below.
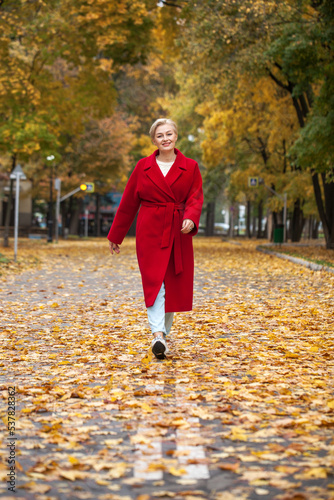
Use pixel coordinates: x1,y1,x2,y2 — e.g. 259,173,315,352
167,0,334,247
0,0,333,246
0,0,156,183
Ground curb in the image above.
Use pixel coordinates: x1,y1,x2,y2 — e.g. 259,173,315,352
256,245,334,275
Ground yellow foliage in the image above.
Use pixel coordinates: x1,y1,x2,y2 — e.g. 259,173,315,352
138,134,157,158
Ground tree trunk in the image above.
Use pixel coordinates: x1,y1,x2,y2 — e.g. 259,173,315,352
257,200,263,238
61,199,67,238
67,197,73,231
205,201,215,236
229,206,234,238
246,200,251,238
3,155,16,247
69,203,80,235
78,198,84,237
307,216,312,240
312,219,319,239
252,214,256,238
95,193,101,237
312,172,334,249
3,179,13,247
290,199,305,242
271,74,334,249
271,211,280,242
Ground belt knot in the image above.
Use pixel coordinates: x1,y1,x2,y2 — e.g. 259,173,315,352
141,201,185,274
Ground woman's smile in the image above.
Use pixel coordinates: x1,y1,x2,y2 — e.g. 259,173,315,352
153,124,178,155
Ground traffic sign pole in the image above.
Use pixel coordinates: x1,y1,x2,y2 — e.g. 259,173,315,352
10,165,27,262
59,186,81,202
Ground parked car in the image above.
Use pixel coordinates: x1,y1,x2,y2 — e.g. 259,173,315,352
214,223,230,235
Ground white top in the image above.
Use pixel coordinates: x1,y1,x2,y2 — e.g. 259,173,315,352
156,158,175,177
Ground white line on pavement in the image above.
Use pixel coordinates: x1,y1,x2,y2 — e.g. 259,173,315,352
132,384,210,481
133,384,164,480
174,386,210,480
134,439,163,480
176,416,210,480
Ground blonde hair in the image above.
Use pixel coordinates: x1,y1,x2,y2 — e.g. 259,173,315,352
149,118,178,141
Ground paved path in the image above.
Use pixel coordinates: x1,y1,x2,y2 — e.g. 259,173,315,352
0,238,333,500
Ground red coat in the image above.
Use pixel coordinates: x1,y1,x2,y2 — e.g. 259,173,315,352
107,148,203,312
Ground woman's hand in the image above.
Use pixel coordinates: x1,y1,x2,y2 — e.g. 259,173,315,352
181,219,195,234
109,241,120,255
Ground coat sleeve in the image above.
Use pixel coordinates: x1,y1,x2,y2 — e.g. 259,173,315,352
183,162,204,236
107,163,141,244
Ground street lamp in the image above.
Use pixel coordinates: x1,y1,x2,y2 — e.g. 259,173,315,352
46,155,55,243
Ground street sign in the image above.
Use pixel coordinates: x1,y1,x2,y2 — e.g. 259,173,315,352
10,164,26,181
54,178,61,191
248,177,258,187
80,182,94,192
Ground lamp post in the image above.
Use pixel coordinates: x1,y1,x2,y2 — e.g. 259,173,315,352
46,155,55,243
54,178,61,243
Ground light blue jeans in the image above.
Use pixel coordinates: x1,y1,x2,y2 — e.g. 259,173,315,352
147,282,174,337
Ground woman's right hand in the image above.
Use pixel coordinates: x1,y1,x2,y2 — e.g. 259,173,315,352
109,241,120,255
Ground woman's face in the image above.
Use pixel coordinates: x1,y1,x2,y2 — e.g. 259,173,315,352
153,124,177,153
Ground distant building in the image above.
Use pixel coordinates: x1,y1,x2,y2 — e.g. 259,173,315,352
79,191,136,236
0,173,32,230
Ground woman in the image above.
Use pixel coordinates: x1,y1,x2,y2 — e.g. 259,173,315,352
107,118,203,359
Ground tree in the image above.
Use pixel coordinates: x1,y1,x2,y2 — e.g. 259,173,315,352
0,0,158,242
69,114,136,235
163,0,334,246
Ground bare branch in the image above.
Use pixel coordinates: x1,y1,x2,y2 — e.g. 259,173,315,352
267,68,289,91
160,0,183,8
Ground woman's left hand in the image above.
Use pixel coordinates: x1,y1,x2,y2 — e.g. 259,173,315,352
181,219,195,234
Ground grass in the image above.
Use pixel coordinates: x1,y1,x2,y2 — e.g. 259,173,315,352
0,243,42,278
0,253,11,264
279,249,334,268
260,244,334,269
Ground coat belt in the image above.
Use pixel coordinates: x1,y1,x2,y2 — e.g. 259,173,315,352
141,201,185,275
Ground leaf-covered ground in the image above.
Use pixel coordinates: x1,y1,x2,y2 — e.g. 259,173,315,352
0,237,333,500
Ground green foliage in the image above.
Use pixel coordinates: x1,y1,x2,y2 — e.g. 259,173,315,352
153,0,333,243
292,87,334,176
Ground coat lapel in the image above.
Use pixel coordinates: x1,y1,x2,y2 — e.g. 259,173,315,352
165,148,187,187
144,149,187,200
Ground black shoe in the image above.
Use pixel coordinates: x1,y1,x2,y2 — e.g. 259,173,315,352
152,335,167,359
